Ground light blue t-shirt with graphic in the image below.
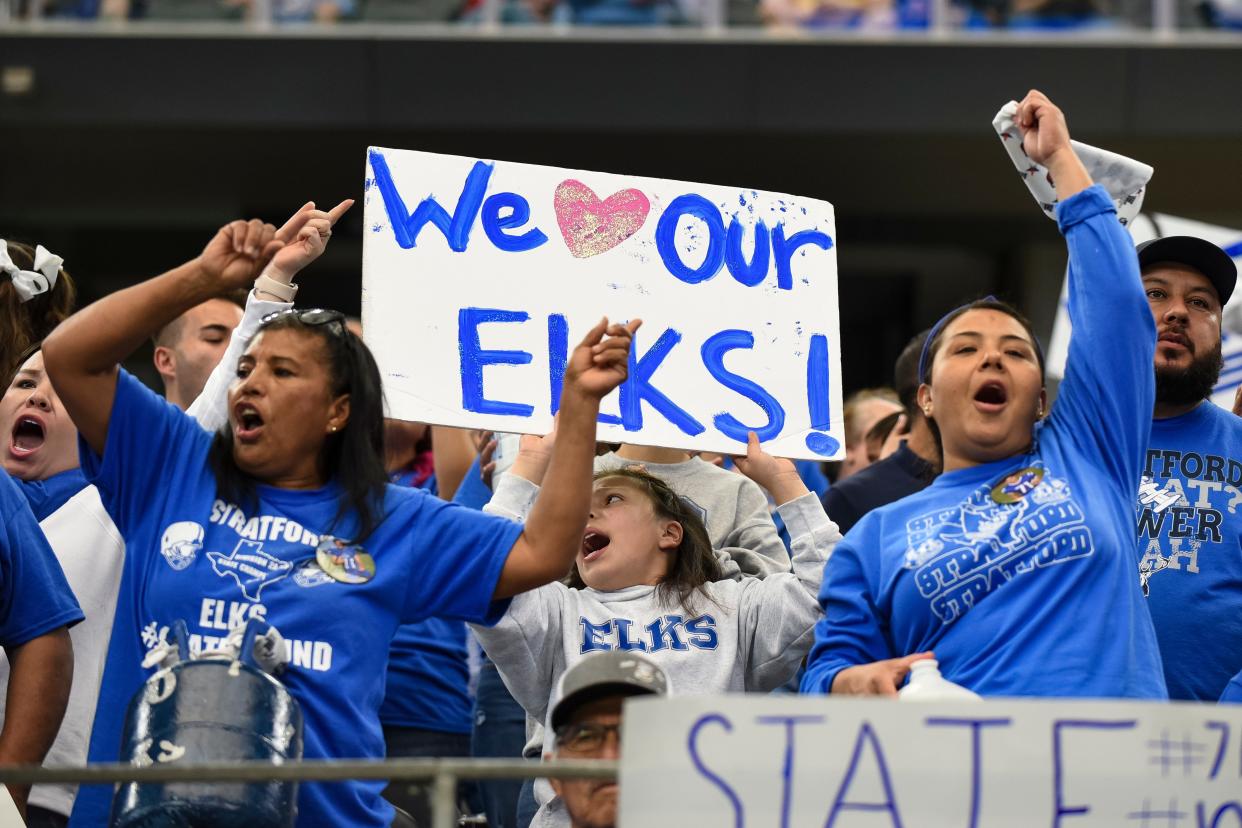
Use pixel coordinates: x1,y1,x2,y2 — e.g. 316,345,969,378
69,371,523,828
801,185,1167,699
1141,401,1242,701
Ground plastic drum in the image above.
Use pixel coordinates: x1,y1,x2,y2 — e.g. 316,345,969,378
110,659,303,828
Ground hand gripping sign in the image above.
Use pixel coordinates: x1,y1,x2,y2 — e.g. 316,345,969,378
362,147,844,460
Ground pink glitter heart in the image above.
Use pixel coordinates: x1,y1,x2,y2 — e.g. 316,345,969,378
553,180,650,259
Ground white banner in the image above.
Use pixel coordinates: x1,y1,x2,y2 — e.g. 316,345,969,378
361,148,843,460
618,696,1242,827
1047,213,1242,409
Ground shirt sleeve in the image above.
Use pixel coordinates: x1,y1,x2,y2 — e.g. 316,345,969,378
186,290,290,433
799,516,893,694
716,476,792,579
1047,184,1155,494
398,493,524,626
469,583,567,723
482,474,540,523
736,493,837,691
79,370,212,537
0,475,83,646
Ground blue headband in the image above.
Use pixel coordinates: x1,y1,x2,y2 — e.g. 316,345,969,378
917,296,1045,385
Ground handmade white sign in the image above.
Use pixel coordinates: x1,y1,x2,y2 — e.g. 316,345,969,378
361,148,843,460
618,696,1242,827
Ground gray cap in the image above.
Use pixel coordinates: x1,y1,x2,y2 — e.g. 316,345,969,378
550,651,669,732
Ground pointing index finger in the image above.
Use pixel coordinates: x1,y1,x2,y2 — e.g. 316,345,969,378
327,199,355,225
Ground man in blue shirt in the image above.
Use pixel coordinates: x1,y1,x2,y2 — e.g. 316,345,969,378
1136,235,1242,702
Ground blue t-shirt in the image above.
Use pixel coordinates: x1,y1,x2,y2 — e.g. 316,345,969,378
16,467,89,522
801,186,1167,699
1141,401,1242,701
380,468,474,735
0,472,83,646
380,618,473,734
70,372,523,828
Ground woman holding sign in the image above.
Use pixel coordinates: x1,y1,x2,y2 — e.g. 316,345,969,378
42,213,638,828
802,90,1167,699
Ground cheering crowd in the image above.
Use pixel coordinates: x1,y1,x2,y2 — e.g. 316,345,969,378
0,89,1238,828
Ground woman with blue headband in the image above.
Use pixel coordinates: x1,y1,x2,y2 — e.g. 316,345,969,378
802,89,1167,699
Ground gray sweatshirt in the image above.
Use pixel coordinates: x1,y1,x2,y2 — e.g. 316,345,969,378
473,476,838,828
593,452,791,579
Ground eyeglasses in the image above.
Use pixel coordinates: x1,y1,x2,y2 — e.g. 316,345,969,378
554,722,622,755
260,308,348,336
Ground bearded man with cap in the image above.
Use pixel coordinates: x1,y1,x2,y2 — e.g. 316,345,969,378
543,651,668,828
1136,235,1242,702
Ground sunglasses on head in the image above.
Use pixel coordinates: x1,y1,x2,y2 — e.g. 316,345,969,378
260,308,348,335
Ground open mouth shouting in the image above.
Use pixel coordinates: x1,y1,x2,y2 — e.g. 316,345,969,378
10,414,46,459
233,403,266,442
581,528,611,563
973,381,1009,414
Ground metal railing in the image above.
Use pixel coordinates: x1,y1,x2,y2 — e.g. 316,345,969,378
0,757,618,828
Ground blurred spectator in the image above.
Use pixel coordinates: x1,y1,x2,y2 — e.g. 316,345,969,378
834,387,901,483
223,0,357,21
1202,0,1242,25
959,0,1110,28
761,0,927,28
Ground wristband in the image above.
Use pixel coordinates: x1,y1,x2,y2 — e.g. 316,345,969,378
254,272,298,303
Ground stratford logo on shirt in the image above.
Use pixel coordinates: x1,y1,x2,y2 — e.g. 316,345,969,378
207,540,293,602
902,468,1095,625
1137,450,1237,585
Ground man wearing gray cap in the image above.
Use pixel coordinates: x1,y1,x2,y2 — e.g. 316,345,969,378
1135,235,1242,702
544,651,668,828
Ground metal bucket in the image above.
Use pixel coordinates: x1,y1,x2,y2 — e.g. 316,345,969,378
110,659,303,828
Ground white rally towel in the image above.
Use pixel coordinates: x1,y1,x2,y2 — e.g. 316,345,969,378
993,100,1153,226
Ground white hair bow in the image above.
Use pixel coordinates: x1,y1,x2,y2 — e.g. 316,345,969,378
0,240,63,303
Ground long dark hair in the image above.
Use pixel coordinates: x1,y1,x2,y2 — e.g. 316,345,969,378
209,311,389,542
566,468,724,612
920,297,1046,460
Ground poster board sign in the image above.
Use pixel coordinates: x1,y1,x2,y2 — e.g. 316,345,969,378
618,696,1242,827
1047,213,1242,410
362,147,843,460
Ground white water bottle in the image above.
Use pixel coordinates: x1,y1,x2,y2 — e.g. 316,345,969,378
898,659,981,701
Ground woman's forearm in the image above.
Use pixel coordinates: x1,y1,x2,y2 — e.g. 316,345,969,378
43,259,221,454
498,392,598,596
48,259,216,379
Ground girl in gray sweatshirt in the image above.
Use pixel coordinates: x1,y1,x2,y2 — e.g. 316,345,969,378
472,433,840,828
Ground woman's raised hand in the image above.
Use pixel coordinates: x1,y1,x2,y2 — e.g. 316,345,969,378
1015,89,1091,199
197,219,284,291
1016,89,1072,168
563,318,641,402
266,199,355,282
733,431,807,505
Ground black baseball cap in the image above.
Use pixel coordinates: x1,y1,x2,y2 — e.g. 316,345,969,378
1137,236,1238,306
550,651,669,732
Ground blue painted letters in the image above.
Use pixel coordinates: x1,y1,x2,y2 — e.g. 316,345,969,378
458,308,535,417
